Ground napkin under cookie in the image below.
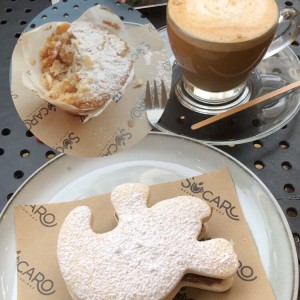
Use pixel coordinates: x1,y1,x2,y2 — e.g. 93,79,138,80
14,168,275,299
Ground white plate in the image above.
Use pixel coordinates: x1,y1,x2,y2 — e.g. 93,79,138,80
0,132,298,299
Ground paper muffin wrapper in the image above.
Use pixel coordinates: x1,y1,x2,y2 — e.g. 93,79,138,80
20,6,134,117
11,5,172,157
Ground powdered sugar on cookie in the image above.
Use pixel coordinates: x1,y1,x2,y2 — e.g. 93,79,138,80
57,183,238,300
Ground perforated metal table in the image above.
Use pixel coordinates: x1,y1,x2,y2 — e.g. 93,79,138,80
0,0,300,297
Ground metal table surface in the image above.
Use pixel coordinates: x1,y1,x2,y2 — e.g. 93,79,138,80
0,0,300,297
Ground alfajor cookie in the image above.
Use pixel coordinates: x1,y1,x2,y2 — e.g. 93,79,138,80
57,183,238,300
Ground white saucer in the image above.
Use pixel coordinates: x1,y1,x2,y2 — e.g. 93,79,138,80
159,27,300,145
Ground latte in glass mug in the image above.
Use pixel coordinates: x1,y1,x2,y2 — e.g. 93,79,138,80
167,0,279,96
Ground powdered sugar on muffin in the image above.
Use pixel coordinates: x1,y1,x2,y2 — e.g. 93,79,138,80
40,21,134,110
57,183,238,300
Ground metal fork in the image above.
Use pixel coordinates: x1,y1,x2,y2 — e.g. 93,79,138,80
145,79,169,130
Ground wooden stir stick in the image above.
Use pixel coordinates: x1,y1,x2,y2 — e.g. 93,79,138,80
191,80,300,130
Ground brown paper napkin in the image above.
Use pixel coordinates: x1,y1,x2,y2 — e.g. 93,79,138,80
14,168,275,299
11,6,171,157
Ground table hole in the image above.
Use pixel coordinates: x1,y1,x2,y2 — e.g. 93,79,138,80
26,130,34,137
7,193,13,201
24,8,32,13
287,207,298,217
20,149,30,158
253,140,263,148
46,151,56,159
279,141,289,149
52,6,58,11
252,118,261,127
62,0,68,2
285,1,293,6
19,20,27,25
41,15,47,19
94,2,100,5
1,20,7,25
5,8,13,13
73,5,79,9
1,128,11,136
254,160,265,170
284,183,295,193
30,23,36,28
115,1,121,5
128,7,133,11
293,233,300,244
14,170,24,179
119,16,125,21
0,148,4,156
176,115,186,124
63,13,69,18
14,32,21,38
281,124,288,129
282,161,292,171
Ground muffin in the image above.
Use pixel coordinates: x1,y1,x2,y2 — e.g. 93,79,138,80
39,21,134,111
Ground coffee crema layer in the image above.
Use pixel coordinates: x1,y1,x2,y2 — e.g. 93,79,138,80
168,0,279,45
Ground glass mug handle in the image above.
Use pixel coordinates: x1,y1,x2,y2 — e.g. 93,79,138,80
263,7,300,59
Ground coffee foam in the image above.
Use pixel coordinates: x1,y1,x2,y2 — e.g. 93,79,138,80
168,0,278,44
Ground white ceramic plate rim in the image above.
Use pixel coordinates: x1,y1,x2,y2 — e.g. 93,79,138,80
0,132,298,300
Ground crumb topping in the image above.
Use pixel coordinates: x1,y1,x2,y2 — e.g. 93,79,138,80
40,21,133,109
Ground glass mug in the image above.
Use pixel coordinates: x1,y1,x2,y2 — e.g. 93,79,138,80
166,0,300,109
